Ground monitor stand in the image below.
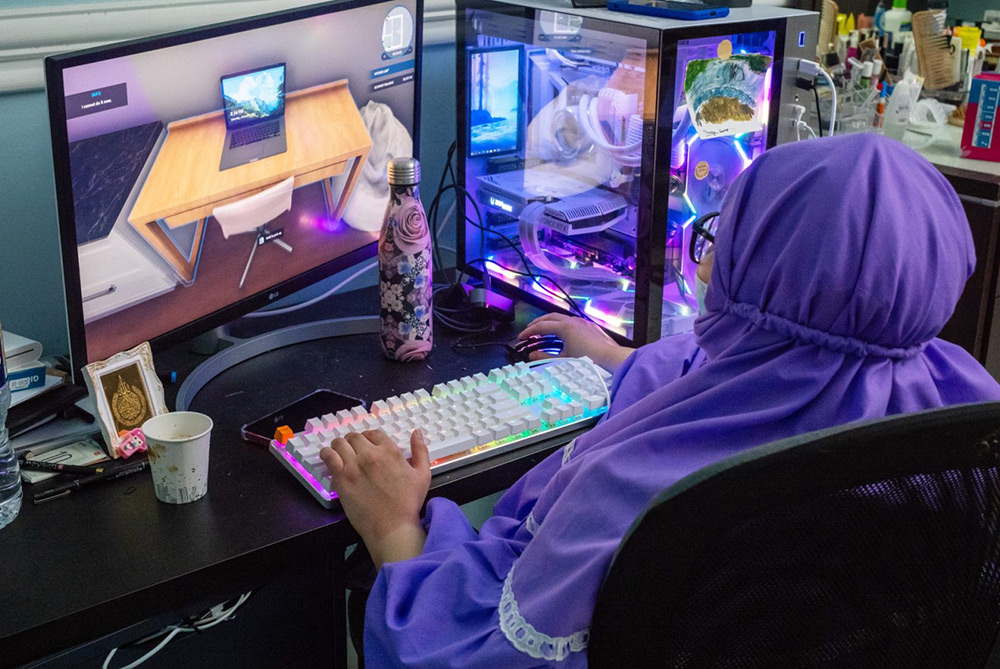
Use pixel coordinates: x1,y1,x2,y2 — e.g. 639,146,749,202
175,315,379,411
187,325,241,356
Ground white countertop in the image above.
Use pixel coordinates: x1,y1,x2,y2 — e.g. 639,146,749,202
904,124,1000,180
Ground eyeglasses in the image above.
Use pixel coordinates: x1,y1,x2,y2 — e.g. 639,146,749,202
689,212,720,265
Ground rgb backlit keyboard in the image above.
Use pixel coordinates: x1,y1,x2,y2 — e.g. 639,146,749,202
270,358,611,508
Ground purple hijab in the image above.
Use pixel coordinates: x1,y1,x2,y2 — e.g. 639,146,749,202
365,135,1000,667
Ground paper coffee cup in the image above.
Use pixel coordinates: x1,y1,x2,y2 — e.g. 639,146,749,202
142,412,213,504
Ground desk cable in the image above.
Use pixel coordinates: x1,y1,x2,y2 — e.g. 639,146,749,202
102,592,253,669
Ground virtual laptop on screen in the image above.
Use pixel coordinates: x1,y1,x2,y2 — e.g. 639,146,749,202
219,63,288,171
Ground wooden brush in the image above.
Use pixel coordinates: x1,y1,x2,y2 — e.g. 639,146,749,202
912,11,959,90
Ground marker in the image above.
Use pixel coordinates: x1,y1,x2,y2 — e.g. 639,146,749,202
18,459,107,476
32,459,149,504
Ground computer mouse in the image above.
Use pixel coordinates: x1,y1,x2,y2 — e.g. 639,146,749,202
506,334,564,362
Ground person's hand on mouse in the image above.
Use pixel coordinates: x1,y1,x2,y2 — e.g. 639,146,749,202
320,429,431,570
518,313,635,374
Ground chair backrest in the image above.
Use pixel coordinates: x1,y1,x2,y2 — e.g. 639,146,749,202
589,402,1000,668
213,176,295,239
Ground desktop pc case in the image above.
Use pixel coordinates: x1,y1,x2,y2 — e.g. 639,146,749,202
457,0,818,345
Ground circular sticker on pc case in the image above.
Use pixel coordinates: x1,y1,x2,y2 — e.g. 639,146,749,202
717,40,733,60
695,161,710,180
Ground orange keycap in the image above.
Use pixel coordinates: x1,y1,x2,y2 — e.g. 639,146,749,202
274,425,294,444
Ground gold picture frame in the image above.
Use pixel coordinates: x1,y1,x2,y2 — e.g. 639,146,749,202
83,342,167,458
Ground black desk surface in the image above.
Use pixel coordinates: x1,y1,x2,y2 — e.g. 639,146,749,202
1,291,576,667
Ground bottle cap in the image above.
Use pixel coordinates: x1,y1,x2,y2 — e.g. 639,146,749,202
387,157,420,186
892,0,906,9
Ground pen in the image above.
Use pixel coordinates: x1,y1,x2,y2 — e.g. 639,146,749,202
32,459,149,504
18,459,107,476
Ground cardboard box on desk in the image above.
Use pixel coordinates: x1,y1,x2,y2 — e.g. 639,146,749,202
8,363,47,392
962,73,1000,162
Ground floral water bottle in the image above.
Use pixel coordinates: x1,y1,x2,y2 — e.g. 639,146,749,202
379,157,433,361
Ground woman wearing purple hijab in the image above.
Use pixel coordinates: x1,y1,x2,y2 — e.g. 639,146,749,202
320,135,1000,667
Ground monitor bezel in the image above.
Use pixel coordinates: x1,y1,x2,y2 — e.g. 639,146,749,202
220,62,288,129
465,44,526,159
45,0,423,382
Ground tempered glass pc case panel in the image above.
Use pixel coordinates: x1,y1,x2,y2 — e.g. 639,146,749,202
663,30,777,337
458,1,664,346
457,0,805,346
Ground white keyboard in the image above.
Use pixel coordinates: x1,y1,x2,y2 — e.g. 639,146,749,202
270,358,612,508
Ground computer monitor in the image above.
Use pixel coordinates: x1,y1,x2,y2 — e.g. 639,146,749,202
45,0,421,377
467,46,524,158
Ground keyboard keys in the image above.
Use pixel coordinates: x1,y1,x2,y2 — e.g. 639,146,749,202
428,434,476,460
298,445,321,461
506,418,527,434
302,454,326,479
272,358,611,507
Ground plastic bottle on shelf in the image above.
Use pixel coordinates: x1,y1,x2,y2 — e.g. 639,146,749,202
883,0,912,48
0,323,22,530
883,72,920,141
378,157,433,362
874,0,887,36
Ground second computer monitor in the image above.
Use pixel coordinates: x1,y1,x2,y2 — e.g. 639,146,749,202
467,46,525,158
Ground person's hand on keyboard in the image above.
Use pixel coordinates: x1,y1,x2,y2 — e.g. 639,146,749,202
320,429,431,569
518,314,635,374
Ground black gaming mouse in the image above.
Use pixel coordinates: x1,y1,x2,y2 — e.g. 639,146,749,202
506,334,565,362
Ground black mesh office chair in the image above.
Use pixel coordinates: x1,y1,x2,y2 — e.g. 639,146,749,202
589,402,1000,668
